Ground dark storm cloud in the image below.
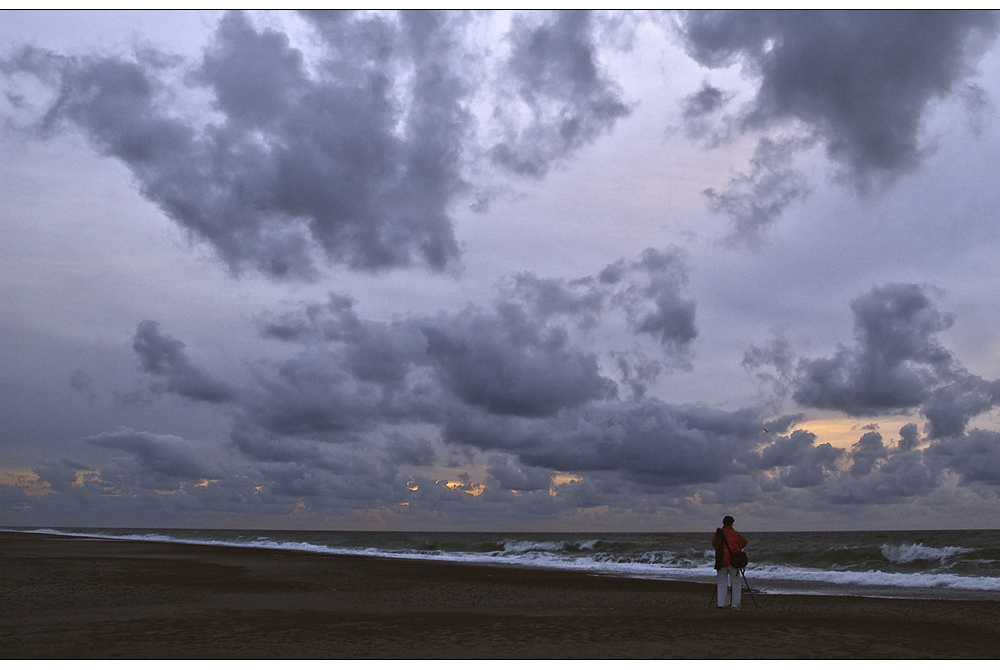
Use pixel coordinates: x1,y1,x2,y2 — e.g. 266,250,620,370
133,320,236,403
385,433,437,467
791,283,1000,437
86,428,219,480
490,10,632,177
229,423,358,471
611,351,664,401
254,246,696,432
2,12,470,277
599,247,698,354
822,442,940,505
2,10,643,279
677,10,1000,185
238,350,425,442
232,247,748,492
920,377,1000,439
757,429,844,489
442,400,768,487
748,424,945,503
849,431,887,476
423,304,617,418
758,429,816,469
927,429,1000,486
486,456,553,492
898,423,921,451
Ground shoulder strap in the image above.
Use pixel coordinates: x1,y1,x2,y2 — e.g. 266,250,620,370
719,528,733,553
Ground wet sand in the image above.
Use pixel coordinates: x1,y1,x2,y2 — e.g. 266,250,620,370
2,530,999,659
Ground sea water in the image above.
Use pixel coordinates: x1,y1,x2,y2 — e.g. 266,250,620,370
6,526,1000,600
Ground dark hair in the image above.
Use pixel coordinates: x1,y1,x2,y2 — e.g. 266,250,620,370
722,515,735,526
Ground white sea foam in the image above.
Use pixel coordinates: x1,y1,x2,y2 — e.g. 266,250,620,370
500,539,567,554
881,542,967,564
747,562,1000,594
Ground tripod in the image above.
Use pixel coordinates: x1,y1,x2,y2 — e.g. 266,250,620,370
708,567,759,609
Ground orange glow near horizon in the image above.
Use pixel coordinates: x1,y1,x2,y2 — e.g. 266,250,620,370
438,479,485,496
792,415,924,450
550,472,582,496
0,469,51,497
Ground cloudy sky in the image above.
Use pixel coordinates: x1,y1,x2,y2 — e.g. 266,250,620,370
3,10,1000,532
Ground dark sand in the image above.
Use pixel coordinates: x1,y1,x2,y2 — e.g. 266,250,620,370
2,531,999,659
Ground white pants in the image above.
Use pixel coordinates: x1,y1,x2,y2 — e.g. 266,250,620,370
717,566,742,609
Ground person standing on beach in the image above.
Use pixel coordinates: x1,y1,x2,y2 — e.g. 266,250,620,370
713,515,748,610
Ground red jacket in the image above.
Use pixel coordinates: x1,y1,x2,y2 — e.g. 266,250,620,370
712,526,747,568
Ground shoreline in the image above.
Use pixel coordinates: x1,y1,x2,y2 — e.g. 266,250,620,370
3,530,1000,658
9,526,998,603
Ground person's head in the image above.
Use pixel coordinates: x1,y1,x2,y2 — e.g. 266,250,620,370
722,515,735,527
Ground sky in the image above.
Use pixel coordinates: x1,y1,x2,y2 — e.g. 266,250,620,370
3,9,1000,532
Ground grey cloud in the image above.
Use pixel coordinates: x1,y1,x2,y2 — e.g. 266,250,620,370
423,303,616,418
240,351,423,442
259,293,362,343
254,246,696,430
252,461,403,509
3,10,643,279
385,433,437,467
682,81,729,121
677,80,735,145
6,11,466,277
442,400,768,487
782,441,844,489
678,10,1000,186
86,428,219,480
759,429,815,469
921,378,1000,439
34,458,90,494
794,283,953,414
927,429,1000,486
623,248,698,351
743,333,794,398
898,422,921,451
490,10,632,178
764,413,805,434
703,135,811,244
595,248,698,357
757,428,845,489
486,456,553,492
229,423,355,471
792,283,1000,437
824,444,939,505
506,246,698,356
612,351,663,401
849,431,887,476
133,320,236,403
506,272,605,329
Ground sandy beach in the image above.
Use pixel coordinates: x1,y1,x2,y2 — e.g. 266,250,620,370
1,531,999,659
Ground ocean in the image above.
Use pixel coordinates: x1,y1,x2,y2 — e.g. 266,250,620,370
6,526,1000,601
